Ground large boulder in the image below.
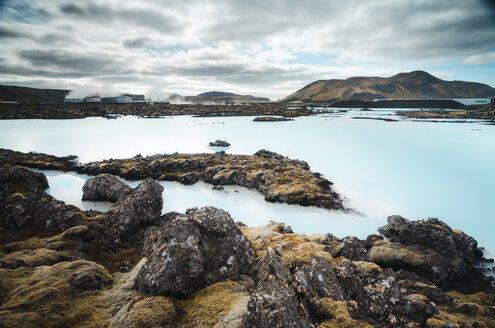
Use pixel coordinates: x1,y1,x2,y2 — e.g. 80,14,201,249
137,206,255,298
104,178,163,242
374,216,484,283
240,247,315,328
82,173,132,202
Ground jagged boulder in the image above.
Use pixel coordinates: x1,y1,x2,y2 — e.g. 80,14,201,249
103,178,163,242
293,256,345,321
82,173,132,202
241,247,315,328
373,216,484,283
137,206,255,297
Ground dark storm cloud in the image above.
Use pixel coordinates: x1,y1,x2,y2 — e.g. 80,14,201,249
0,26,24,38
59,2,181,33
122,37,151,49
18,50,131,76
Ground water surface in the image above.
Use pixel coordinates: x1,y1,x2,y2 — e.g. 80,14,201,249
1,109,494,254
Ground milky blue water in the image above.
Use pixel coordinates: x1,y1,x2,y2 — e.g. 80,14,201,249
1,109,494,256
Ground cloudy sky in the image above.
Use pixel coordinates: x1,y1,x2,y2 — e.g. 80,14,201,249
0,0,494,100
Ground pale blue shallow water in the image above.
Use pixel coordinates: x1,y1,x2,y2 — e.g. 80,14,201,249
1,109,494,256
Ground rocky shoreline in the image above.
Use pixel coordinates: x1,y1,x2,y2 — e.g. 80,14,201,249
0,103,311,120
0,163,493,328
0,148,346,211
398,107,495,121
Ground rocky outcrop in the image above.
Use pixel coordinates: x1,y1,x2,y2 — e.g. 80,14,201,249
82,173,132,202
241,247,315,328
209,140,231,147
99,178,162,247
0,164,88,231
0,148,346,211
253,116,294,122
0,158,493,328
370,216,484,284
137,207,255,298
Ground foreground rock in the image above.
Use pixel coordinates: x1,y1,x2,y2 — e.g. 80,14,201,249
137,207,255,297
369,216,485,285
0,148,346,211
102,178,163,245
82,173,132,202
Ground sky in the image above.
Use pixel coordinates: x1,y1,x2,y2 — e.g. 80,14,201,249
0,0,494,100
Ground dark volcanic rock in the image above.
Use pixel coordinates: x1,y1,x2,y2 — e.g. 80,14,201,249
137,206,255,298
209,140,231,147
293,256,345,321
103,178,163,242
82,173,132,202
241,247,314,328
0,165,86,231
373,215,484,283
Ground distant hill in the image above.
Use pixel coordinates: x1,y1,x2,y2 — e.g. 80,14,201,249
185,91,270,103
0,85,70,103
281,71,495,103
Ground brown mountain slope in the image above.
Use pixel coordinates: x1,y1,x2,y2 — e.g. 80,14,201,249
281,71,495,103
0,85,70,103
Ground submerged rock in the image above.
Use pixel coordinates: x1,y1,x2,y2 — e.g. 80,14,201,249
137,206,255,297
82,173,132,202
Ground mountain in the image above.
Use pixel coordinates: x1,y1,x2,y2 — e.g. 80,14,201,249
281,71,495,103
185,91,270,103
0,85,70,103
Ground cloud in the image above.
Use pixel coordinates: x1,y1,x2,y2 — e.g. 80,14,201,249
0,0,494,99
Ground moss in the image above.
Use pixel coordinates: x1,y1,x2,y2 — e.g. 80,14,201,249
318,298,373,328
0,248,71,267
82,246,142,274
174,281,249,328
241,224,333,267
0,260,112,328
426,291,495,328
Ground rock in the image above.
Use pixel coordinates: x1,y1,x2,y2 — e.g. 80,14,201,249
67,261,113,290
241,248,315,328
110,296,175,328
103,257,148,316
0,164,48,194
137,206,255,297
376,216,485,283
325,235,369,261
209,140,231,147
253,116,294,122
254,149,285,160
368,242,451,284
104,178,163,242
404,293,438,322
82,173,132,202
293,256,345,320
0,248,71,268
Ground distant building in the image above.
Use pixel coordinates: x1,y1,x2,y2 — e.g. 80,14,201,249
84,97,101,103
101,97,118,104
64,98,83,103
